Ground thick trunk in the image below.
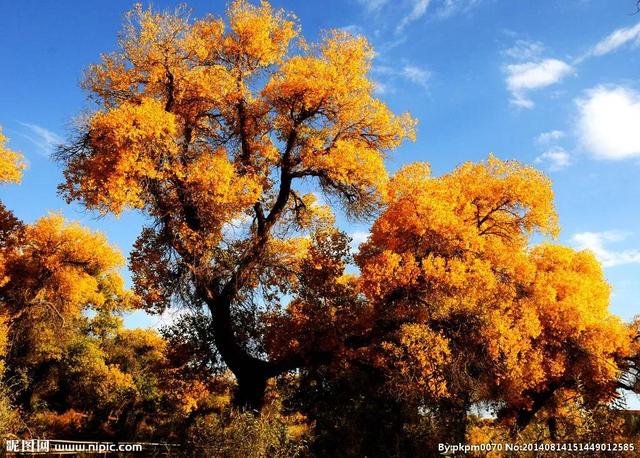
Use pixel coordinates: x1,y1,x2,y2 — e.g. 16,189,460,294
235,372,269,411
206,292,274,410
206,291,336,410
176,124,302,410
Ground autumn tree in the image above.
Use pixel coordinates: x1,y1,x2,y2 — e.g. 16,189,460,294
0,127,130,434
0,122,309,451
351,157,632,442
53,6,637,455
252,156,634,453
0,127,25,436
0,127,221,441
57,0,415,408
0,212,138,404
0,126,26,318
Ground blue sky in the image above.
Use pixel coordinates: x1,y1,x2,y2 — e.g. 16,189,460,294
1,0,640,333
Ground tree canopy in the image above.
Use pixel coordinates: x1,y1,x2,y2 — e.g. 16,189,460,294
53,0,635,419
0,1,639,455
57,0,415,407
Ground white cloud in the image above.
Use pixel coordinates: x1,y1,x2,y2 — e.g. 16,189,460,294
535,147,571,171
361,0,483,34
576,86,640,160
19,123,63,156
509,94,534,109
504,59,573,109
590,22,640,57
341,24,365,36
503,39,545,61
372,65,395,76
572,231,640,267
350,231,370,252
537,130,565,145
397,0,431,33
402,65,431,89
437,0,483,18
355,0,390,13
372,63,431,93
372,80,391,95
222,214,252,240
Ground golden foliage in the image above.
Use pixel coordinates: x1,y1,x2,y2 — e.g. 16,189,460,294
379,323,451,401
357,155,630,410
31,409,88,437
0,128,25,184
63,98,179,213
0,315,7,376
0,211,136,405
2,213,128,318
58,0,415,283
46,1,639,450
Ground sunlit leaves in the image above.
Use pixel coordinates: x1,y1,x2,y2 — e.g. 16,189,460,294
4,214,128,315
62,98,179,214
225,0,298,70
51,1,635,440
379,323,451,402
264,30,416,217
0,128,25,184
58,1,415,325
356,155,629,414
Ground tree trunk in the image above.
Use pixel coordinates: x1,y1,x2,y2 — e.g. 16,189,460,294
207,294,273,410
235,372,269,411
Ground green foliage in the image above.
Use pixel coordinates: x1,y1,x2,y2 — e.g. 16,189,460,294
0,384,20,439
